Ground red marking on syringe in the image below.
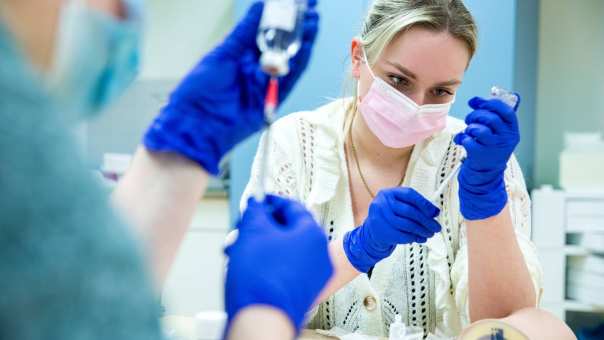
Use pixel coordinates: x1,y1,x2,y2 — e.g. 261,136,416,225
264,77,279,124
255,78,280,201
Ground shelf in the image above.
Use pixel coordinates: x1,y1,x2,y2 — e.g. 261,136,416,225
564,300,604,313
564,246,590,256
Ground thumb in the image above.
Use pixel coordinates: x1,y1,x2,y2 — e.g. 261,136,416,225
237,197,271,234
216,2,264,59
271,197,316,229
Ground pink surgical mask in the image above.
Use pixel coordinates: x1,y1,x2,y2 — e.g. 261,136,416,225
358,51,454,148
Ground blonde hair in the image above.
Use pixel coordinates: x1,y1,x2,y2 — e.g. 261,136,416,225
344,0,478,133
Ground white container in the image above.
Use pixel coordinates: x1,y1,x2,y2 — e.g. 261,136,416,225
257,0,307,76
559,133,604,191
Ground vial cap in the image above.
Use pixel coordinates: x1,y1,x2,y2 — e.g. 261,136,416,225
261,51,290,76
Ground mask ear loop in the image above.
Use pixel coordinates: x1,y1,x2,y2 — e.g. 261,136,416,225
361,47,421,112
361,47,378,80
350,46,375,142
363,47,456,111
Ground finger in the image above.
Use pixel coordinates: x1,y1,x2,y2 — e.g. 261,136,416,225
269,196,315,227
219,2,264,58
391,230,428,246
384,195,441,233
454,132,474,148
224,243,235,257
287,11,319,71
280,40,315,102
413,236,428,244
240,51,269,109
279,7,319,101
480,99,518,125
264,194,291,211
469,96,517,125
465,110,506,134
240,51,266,83
394,216,438,238
454,132,484,157
465,124,499,146
260,194,287,225
391,207,442,235
237,197,269,233
453,132,468,146
385,195,441,233
390,187,440,218
468,96,489,111
302,10,320,43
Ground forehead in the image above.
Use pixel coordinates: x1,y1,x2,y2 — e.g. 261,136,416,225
380,26,471,81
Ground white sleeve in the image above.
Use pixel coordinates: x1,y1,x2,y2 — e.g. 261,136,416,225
450,155,544,326
239,118,303,213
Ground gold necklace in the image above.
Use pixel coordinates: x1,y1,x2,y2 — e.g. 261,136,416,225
349,115,406,199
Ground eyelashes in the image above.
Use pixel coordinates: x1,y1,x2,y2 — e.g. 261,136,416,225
387,74,409,88
433,88,454,97
386,74,455,98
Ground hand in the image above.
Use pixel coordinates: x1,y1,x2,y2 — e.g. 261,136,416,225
143,1,320,175
454,95,521,220
224,195,333,334
343,187,441,273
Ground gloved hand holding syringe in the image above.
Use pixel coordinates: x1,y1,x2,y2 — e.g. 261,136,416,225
429,86,519,203
255,0,310,200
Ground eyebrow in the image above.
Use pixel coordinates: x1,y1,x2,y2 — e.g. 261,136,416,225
385,61,417,80
385,61,462,87
435,79,462,87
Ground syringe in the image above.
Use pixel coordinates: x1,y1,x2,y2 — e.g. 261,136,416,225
254,77,279,201
429,86,519,202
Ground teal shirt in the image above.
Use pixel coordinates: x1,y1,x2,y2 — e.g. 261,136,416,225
0,25,164,339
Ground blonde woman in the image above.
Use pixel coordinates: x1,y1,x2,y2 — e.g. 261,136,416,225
241,0,542,337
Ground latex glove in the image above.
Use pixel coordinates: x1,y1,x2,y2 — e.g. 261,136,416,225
343,187,441,273
224,195,333,334
454,95,521,220
143,1,320,175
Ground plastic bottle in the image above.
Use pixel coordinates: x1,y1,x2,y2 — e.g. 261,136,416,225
257,0,307,76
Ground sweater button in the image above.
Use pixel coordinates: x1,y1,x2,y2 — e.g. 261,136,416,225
363,296,377,311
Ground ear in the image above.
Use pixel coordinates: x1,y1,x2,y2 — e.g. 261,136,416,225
351,38,363,80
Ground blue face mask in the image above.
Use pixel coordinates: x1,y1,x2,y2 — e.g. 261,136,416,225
47,0,144,121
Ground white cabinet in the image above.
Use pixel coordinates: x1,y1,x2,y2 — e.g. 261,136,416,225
532,187,604,320
162,197,230,316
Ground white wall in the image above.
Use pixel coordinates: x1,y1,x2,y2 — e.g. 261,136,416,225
85,0,234,167
534,0,604,187
141,0,234,80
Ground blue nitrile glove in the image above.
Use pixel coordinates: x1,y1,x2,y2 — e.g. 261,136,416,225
143,1,320,175
454,95,521,220
224,195,333,335
343,188,441,273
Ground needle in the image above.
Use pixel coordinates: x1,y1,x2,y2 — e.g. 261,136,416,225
254,78,279,201
429,86,518,203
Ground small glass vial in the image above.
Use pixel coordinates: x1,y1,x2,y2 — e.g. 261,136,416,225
490,86,519,108
257,0,308,76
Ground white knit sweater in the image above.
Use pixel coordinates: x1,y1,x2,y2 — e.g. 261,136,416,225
240,98,543,338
